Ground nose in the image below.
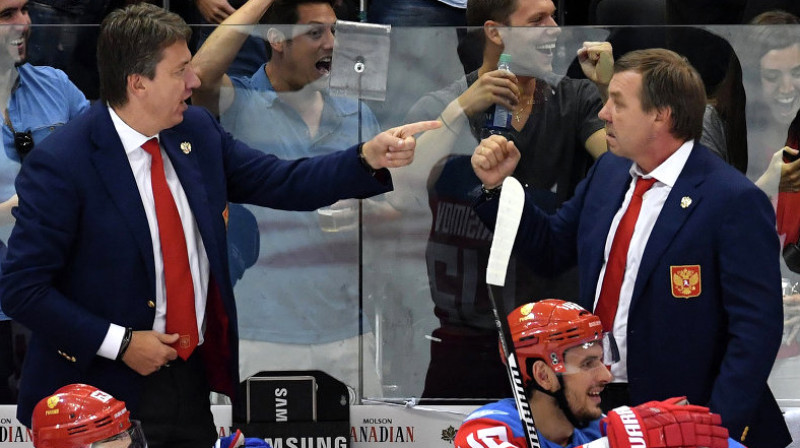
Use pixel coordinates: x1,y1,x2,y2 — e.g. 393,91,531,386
598,364,613,384
779,73,796,94
544,17,561,38
598,100,611,122
322,26,334,50
185,65,201,91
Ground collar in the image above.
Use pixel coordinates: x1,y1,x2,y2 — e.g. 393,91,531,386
107,104,158,155
251,64,277,106
1,64,23,94
629,139,694,187
11,63,25,88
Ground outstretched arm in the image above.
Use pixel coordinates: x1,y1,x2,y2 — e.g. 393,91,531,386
192,0,274,115
361,120,443,170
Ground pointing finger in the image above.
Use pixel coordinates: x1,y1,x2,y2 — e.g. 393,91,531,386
397,120,442,137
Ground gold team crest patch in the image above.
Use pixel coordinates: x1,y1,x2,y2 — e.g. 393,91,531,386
671,265,701,298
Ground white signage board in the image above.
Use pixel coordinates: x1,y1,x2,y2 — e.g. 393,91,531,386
0,403,477,448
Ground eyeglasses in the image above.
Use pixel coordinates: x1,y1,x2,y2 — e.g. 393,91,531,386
13,130,33,160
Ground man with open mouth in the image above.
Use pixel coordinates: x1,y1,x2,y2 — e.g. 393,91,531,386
191,0,386,398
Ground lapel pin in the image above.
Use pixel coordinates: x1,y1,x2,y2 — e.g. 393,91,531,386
180,142,192,154
680,196,692,209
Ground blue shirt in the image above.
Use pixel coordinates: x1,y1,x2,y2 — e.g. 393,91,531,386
0,63,89,320
222,65,381,343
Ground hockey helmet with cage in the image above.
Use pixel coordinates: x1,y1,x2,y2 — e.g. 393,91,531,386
506,299,604,385
32,383,147,448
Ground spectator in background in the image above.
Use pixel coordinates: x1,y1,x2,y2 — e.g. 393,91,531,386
182,0,358,81
769,109,800,405
741,11,800,198
745,11,800,251
743,11,800,409
191,0,385,396
395,0,610,401
0,0,89,403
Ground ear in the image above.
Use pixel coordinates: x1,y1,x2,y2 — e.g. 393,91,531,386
126,73,146,100
531,360,559,392
484,20,505,47
652,107,673,134
267,27,286,53
654,106,672,123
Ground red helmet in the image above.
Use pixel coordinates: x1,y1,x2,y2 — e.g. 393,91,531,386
507,299,603,383
32,384,143,448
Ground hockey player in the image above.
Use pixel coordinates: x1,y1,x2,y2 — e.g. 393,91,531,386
455,299,740,448
31,384,147,448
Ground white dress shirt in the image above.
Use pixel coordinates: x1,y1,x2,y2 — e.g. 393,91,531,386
593,140,694,381
97,107,210,360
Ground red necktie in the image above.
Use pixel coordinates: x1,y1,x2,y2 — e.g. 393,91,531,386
595,176,658,332
142,138,198,360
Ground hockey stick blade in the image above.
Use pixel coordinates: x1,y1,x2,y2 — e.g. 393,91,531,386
485,176,541,448
487,177,525,287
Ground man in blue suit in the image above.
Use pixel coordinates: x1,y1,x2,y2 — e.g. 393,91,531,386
0,3,438,448
470,48,791,448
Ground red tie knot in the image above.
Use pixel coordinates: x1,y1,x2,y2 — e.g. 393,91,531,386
142,138,160,158
634,176,657,198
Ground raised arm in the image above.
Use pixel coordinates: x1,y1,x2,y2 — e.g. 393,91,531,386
192,0,274,115
577,41,613,103
578,41,613,159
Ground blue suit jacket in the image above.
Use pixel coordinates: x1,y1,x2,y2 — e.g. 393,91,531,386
0,103,392,426
476,144,790,448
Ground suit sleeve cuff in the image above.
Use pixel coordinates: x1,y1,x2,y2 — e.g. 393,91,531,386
355,143,390,185
97,323,126,360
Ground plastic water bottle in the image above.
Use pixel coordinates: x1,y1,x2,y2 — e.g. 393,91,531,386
482,53,515,140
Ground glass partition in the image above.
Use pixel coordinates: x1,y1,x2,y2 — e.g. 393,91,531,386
6,21,800,409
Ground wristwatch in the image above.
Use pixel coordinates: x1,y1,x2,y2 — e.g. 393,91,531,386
481,184,502,200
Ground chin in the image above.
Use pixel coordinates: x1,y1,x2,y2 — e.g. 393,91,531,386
578,407,603,423
168,113,185,128
773,111,797,127
309,75,328,89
